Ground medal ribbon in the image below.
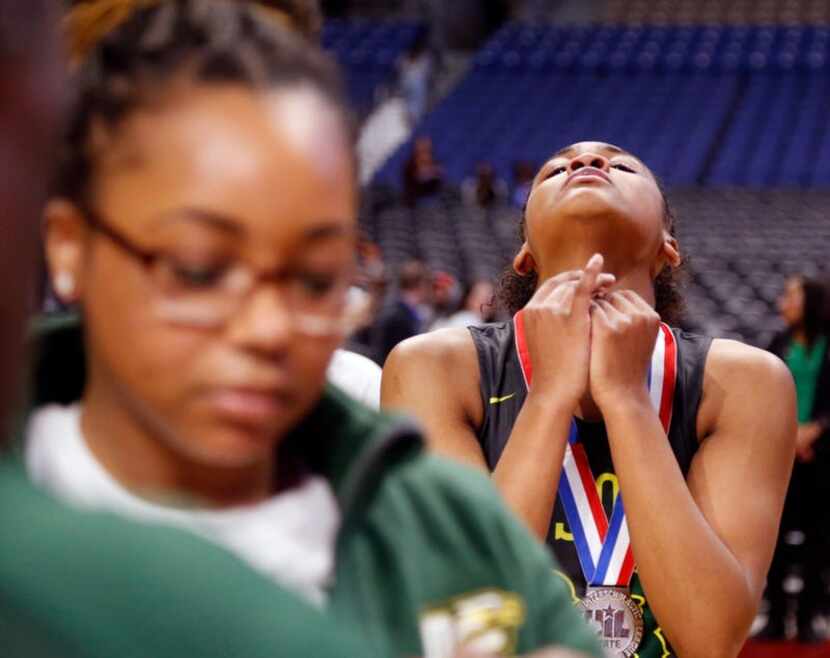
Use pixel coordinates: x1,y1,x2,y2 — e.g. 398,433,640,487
513,312,677,587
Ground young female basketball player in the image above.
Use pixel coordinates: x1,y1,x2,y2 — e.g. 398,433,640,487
25,3,601,657
383,142,797,658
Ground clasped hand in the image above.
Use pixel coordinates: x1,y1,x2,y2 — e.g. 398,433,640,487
521,254,661,411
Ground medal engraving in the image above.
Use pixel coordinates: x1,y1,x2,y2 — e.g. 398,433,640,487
577,588,644,658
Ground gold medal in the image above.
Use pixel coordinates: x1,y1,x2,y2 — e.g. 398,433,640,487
576,587,644,658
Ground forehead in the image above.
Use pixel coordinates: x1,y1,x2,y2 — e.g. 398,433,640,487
96,84,355,231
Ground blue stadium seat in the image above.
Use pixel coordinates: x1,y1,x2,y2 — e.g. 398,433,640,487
322,19,424,117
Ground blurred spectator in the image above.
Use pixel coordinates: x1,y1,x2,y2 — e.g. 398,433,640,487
358,238,387,283
398,32,433,126
511,160,535,208
461,162,508,209
761,275,830,643
402,136,444,208
432,280,497,331
375,261,431,364
348,239,388,360
428,270,462,328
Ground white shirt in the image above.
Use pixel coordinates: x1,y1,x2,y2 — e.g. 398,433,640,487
25,404,340,607
327,349,382,410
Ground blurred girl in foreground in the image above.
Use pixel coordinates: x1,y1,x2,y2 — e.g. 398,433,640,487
25,2,600,657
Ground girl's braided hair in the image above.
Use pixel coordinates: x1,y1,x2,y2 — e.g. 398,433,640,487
57,0,350,208
496,180,686,324
66,0,322,59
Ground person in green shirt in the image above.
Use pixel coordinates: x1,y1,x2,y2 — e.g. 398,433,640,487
761,274,830,643
27,2,601,657
0,3,376,658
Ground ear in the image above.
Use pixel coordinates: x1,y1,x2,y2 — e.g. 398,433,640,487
512,242,537,276
651,233,681,279
43,199,88,305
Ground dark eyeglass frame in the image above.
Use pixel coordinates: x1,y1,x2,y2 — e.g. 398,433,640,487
80,206,355,287
81,205,167,269
75,206,357,336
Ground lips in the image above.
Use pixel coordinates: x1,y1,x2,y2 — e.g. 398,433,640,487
564,167,611,188
207,387,292,426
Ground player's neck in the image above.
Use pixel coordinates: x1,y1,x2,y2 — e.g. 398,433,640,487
538,259,656,309
607,269,657,308
81,377,275,509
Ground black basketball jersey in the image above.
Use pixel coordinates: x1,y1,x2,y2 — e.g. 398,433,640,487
469,320,712,658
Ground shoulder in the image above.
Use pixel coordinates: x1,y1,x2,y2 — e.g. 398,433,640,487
705,338,793,388
382,327,484,419
698,338,795,437
367,450,538,557
384,326,478,376
396,452,496,503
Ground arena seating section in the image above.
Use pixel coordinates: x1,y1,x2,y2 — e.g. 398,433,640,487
325,17,830,347
606,0,830,25
375,23,830,187
321,19,422,116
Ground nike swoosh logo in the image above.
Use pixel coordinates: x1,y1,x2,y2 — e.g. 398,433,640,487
489,393,516,404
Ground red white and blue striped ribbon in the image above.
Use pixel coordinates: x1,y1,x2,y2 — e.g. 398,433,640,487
513,313,677,587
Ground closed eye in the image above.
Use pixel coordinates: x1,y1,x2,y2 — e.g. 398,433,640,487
611,163,636,173
168,261,228,289
544,166,567,180
294,271,338,298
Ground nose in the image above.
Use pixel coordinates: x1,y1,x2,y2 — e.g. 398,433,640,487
568,152,610,174
225,286,293,357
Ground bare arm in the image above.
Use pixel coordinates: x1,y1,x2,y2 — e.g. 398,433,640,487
592,295,796,658
382,330,575,539
383,258,612,539
381,327,489,470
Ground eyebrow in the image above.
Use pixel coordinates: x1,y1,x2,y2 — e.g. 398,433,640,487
154,209,353,242
155,208,245,234
299,224,354,243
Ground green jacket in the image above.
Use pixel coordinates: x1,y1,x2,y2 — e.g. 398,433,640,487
0,462,370,658
26,315,602,658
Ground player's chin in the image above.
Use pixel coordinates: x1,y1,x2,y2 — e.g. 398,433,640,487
176,420,285,469
556,186,624,218
170,401,299,468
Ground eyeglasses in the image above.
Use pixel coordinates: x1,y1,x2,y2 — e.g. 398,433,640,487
81,207,356,336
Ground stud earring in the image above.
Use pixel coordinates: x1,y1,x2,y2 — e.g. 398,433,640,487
54,272,75,298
